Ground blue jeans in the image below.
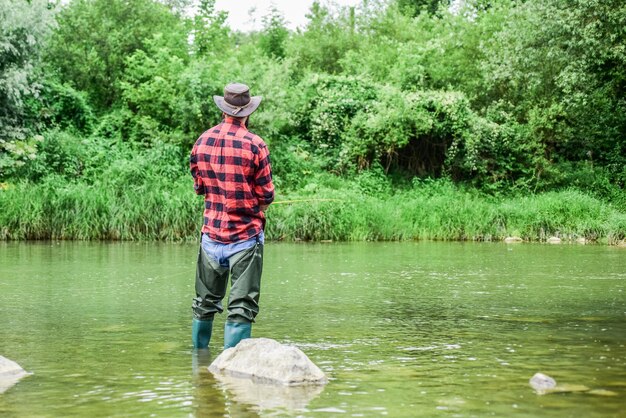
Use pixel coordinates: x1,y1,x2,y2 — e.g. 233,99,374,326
201,231,264,268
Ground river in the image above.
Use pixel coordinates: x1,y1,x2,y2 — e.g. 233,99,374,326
1,241,624,417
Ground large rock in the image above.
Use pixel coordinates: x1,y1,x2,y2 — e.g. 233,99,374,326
209,338,328,386
0,356,30,394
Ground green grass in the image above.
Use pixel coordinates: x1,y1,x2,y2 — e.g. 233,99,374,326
266,186,625,244
1,176,624,244
0,176,201,241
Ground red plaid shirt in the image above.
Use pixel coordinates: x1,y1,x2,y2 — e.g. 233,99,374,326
190,116,275,243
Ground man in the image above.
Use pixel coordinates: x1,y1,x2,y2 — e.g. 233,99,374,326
189,83,274,350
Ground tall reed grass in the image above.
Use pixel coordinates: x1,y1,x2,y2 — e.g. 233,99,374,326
1,176,624,244
0,176,201,241
266,186,626,244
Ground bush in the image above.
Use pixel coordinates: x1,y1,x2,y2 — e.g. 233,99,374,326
295,74,380,169
26,80,95,133
18,130,87,181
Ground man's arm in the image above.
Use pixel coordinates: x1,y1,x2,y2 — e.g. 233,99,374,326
253,143,275,210
190,144,206,195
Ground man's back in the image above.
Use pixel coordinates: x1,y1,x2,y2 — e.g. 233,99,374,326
190,116,274,243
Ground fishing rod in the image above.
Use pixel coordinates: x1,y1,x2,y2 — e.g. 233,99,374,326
271,198,342,205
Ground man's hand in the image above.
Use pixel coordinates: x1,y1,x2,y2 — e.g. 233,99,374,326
259,204,270,212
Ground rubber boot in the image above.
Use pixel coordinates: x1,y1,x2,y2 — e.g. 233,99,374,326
224,321,251,349
192,318,213,349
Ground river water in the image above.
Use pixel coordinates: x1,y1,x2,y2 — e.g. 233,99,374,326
0,241,624,417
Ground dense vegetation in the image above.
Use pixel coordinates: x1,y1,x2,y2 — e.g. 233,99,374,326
0,0,624,243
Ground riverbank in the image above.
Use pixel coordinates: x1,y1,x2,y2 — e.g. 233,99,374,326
1,177,624,244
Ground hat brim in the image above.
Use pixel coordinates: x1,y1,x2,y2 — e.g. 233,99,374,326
213,95,262,118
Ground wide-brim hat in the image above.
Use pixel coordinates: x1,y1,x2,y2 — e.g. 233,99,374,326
213,83,262,118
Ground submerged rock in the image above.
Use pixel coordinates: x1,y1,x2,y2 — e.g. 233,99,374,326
209,338,328,386
0,356,30,394
530,373,557,393
529,372,608,396
587,389,618,397
547,237,562,244
540,384,590,394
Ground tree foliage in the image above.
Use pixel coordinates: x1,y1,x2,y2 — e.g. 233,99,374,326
480,0,626,186
0,0,56,177
285,1,360,73
397,0,451,16
192,0,229,57
44,0,187,111
1,0,623,203
259,6,289,59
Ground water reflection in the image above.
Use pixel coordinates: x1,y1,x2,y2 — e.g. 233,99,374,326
191,348,325,416
192,350,231,418
212,372,325,412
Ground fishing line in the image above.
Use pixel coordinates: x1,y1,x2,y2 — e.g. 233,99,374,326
271,199,343,205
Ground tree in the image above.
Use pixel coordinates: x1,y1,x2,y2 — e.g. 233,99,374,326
44,0,187,112
481,0,626,186
397,0,451,16
287,1,360,73
259,6,288,59
192,0,229,56
0,0,56,178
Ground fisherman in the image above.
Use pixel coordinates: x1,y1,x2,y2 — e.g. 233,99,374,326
189,83,275,350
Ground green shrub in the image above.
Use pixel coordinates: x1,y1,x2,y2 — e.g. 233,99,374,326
18,130,87,181
295,74,380,170
26,80,95,133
